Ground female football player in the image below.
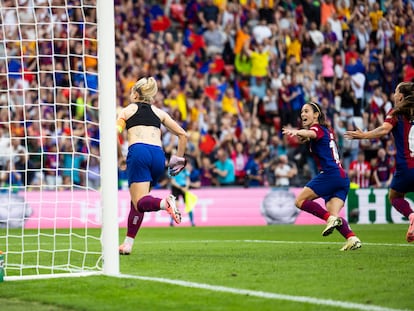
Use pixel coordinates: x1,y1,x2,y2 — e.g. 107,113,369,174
117,76,188,255
283,101,361,251
345,82,414,243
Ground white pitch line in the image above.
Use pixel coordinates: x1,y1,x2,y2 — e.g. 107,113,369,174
133,239,413,248
13,239,413,247
243,239,414,247
119,274,410,311
7,239,413,248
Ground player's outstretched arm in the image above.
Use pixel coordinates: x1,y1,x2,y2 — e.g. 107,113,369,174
344,123,392,140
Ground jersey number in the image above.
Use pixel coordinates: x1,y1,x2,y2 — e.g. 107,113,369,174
329,133,341,164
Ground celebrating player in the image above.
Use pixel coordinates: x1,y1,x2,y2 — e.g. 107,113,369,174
283,101,362,251
116,76,188,255
345,82,414,243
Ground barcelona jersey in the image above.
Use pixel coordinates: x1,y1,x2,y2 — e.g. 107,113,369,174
309,124,346,176
385,113,414,193
306,124,349,202
385,113,414,170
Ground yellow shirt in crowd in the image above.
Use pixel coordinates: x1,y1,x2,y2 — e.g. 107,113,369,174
286,38,302,64
250,50,269,77
369,10,383,32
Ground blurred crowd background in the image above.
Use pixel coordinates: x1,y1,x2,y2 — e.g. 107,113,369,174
0,0,410,192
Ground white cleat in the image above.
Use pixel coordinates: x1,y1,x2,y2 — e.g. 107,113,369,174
340,236,362,251
119,242,132,255
322,216,342,236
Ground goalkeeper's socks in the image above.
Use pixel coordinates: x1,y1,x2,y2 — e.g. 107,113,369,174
127,202,144,238
137,195,162,212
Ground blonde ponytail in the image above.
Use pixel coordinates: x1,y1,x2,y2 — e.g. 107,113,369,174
132,76,158,103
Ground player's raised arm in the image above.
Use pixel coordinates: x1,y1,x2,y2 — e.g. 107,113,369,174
344,123,392,140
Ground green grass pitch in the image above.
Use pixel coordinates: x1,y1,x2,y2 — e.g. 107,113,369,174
0,224,413,311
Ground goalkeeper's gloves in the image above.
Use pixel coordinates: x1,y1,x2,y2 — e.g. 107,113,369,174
167,155,187,177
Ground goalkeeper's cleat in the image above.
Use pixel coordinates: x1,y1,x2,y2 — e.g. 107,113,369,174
340,236,362,251
322,216,342,236
119,242,132,255
406,213,414,243
165,195,181,224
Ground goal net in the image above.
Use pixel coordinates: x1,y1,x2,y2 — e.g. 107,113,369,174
0,0,119,279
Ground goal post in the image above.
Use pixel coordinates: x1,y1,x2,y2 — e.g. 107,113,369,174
0,0,119,280
97,0,119,276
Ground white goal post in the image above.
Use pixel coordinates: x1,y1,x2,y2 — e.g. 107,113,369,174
0,0,119,280
97,0,119,276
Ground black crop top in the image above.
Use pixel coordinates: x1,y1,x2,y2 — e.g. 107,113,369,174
125,102,161,130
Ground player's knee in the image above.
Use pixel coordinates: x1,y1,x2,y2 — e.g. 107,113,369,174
295,198,303,209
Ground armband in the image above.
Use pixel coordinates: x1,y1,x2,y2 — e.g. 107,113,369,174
116,118,126,133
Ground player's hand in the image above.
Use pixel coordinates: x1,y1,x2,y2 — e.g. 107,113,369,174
344,127,363,139
168,155,187,177
282,127,297,137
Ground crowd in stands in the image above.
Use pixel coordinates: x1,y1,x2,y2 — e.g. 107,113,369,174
115,0,408,190
0,0,411,191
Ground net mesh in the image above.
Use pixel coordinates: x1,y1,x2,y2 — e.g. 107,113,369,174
0,0,102,277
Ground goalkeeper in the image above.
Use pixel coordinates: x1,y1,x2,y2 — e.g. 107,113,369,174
117,76,188,255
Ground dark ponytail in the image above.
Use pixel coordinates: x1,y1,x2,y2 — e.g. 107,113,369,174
391,82,414,119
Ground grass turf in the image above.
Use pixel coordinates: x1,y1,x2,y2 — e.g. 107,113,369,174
0,224,413,311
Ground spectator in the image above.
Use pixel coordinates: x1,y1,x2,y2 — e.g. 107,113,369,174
349,69,366,117
0,160,23,194
368,2,383,42
349,151,371,188
230,141,248,186
212,147,235,186
365,62,382,104
87,145,100,190
258,0,275,25
198,0,220,27
308,21,325,47
2,0,414,196
221,88,240,116
320,44,335,84
43,140,62,190
371,147,394,188
117,159,128,190
278,76,293,127
199,155,215,187
274,154,297,187
188,160,201,190
338,73,357,118
288,75,306,127
327,12,344,48
337,119,360,171
303,0,321,28
252,19,272,45
243,39,272,80
320,0,336,28
243,153,263,188
203,20,227,57
359,121,384,161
